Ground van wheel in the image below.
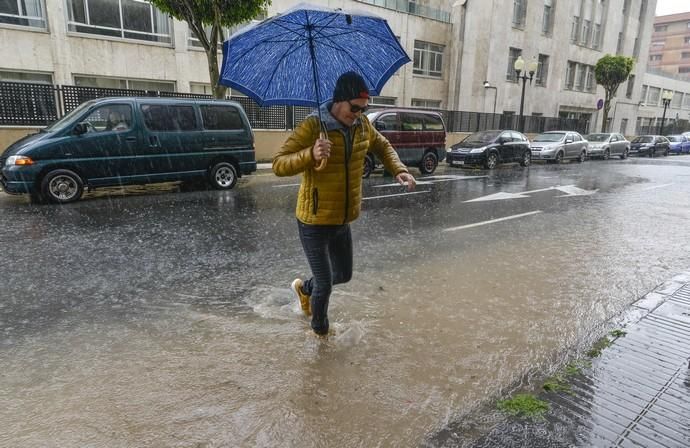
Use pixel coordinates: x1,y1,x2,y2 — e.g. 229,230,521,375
419,152,438,174
209,162,238,189
484,152,499,169
362,155,374,179
41,169,84,203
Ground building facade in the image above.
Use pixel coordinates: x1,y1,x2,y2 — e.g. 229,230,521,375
648,11,690,79
2,0,690,135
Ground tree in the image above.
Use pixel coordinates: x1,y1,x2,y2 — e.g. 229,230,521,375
149,0,270,99
594,55,634,132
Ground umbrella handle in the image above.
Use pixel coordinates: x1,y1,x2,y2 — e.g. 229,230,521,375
314,132,328,171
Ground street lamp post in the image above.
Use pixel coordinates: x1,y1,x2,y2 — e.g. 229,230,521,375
513,56,538,133
483,80,497,128
659,90,673,135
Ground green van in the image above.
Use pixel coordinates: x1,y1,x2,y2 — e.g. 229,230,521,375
0,97,256,203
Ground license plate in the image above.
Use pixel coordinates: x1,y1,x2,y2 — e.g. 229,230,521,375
452,160,464,165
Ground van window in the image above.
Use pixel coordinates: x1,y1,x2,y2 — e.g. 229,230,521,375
141,105,198,131
81,104,132,132
401,113,424,131
201,105,244,130
423,115,444,131
375,114,400,131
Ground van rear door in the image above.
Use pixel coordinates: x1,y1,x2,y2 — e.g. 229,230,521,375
199,104,254,173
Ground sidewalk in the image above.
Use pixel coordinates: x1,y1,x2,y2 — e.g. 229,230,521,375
428,273,690,448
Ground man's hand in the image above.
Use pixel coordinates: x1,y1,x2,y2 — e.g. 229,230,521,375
312,138,332,162
396,172,416,192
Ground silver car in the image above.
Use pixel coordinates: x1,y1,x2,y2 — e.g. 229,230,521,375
584,133,630,160
530,131,588,163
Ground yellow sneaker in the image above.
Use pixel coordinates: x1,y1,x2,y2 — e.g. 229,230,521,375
291,278,311,316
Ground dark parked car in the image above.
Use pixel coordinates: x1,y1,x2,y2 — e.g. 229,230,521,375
446,130,531,169
530,131,588,163
629,135,670,157
364,109,446,177
1,97,256,203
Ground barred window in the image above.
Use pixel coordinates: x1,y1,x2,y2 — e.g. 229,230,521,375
536,54,549,87
413,41,444,78
0,0,46,28
506,47,522,82
513,0,527,27
542,0,553,34
67,0,172,44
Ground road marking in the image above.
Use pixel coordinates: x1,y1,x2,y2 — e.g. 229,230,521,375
363,191,431,200
639,183,673,192
272,183,301,188
465,185,597,202
443,210,542,232
374,175,487,188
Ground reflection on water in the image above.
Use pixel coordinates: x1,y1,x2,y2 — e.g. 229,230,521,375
2,164,690,446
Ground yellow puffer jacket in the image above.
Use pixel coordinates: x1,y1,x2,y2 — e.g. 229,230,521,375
273,113,408,225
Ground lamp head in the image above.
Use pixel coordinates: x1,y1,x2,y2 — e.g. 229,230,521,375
513,56,525,73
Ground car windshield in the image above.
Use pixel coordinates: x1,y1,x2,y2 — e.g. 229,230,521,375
462,131,501,144
632,136,653,143
667,136,681,142
44,101,96,132
586,134,610,142
533,132,565,142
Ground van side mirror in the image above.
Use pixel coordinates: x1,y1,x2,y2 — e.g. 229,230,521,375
73,122,88,135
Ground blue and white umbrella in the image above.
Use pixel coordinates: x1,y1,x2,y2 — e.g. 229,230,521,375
219,3,410,109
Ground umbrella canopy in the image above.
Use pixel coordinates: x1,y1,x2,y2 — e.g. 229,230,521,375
218,3,410,107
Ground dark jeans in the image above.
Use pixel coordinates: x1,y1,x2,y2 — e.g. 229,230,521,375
297,221,353,334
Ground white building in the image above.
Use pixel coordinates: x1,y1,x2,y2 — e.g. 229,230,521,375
1,0,689,134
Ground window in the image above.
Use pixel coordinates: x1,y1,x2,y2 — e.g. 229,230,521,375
0,69,52,84
200,105,244,130
581,20,591,46
542,0,553,34
626,75,635,99
684,94,690,108
585,66,595,92
648,86,661,104
623,0,630,14
651,40,665,49
680,67,690,74
650,54,662,62
506,47,522,82
620,118,628,134
687,21,690,28
592,24,601,49
536,54,549,86
410,99,441,109
0,0,46,28
190,83,213,96
565,61,576,89
401,112,424,130
75,75,175,92
576,64,585,90
633,37,640,58
370,96,397,106
640,85,648,103
82,104,133,132
423,114,444,130
686,37,690,45
141,105,197,131
672,92,682,108
654,25,668,32
413,41,444,78
187,15,264,49
682,52,690,59
571,16,580,43
375,114,400,131
67,0,172,44
513,0,526,27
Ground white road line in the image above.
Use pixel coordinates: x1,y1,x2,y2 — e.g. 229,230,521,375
272,183,301,188
443,210,542,232
639,183,674,192
362,191,431,200
374,175,487,188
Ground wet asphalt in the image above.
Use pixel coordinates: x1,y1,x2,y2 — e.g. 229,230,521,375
2,155,690,446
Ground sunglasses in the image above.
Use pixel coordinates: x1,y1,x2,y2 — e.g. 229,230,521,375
347,100,369,114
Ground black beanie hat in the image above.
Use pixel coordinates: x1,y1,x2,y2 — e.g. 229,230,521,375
332,71,370,102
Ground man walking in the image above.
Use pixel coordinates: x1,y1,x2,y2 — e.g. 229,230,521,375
273,72,416,336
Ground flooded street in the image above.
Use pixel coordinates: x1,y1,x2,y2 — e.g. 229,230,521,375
2,158,690,447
